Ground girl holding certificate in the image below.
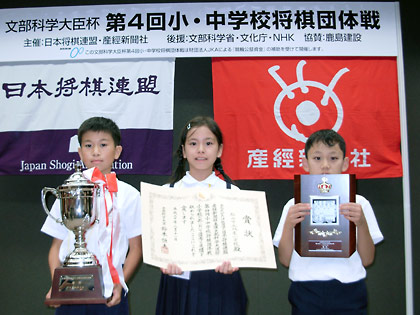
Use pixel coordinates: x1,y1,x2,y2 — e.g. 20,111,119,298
155,116,247,315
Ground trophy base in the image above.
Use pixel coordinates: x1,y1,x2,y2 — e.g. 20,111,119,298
45,266,107,305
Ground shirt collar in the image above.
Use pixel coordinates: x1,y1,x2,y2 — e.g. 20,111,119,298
183,171,217,187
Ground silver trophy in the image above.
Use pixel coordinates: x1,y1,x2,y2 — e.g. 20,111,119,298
42,161,106,304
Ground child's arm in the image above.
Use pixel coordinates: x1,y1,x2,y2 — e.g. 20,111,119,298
123,235,143,282
340,202,375,266
48,237,63,279
106,235,142,307
45,238,63,305
278,203,311,267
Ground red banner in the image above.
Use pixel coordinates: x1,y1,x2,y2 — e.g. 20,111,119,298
212,57,402,180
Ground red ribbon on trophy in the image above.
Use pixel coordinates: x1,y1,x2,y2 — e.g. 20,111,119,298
85,167,122,287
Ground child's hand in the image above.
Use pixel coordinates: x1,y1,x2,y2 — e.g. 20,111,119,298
215,261,239,274
161,263,183,275
106,283,122,307
45,287,60,308
340,202,367,227
284,203,311,230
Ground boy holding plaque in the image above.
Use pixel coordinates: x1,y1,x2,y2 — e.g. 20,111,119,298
41,117,142,314
273,129,383,314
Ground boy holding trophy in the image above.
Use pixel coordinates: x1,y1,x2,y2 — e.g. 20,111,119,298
273,129,383,314
41,117,142,314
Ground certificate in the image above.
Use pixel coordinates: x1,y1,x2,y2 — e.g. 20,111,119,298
140,182,277,271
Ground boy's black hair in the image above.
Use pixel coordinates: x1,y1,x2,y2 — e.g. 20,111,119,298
305,129,346,158
78,116,121,146
170,116,233,185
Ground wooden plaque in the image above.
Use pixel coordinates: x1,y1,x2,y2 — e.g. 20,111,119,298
294,174,356,258
45,266,107,305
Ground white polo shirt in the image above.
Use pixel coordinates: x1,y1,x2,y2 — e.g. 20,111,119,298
41,179,142,297
272,195,383,283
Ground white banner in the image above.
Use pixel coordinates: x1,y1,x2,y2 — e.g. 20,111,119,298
0,59,175,175
0,2,399,62
141,182,277,271
0,59,174,131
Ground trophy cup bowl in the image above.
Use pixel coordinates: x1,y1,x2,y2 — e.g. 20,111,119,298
56,184,99,267
42,162,106,305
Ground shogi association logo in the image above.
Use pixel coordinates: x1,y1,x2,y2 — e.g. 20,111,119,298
269,60,349,143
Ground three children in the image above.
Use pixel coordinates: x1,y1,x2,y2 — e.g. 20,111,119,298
42,116,382,315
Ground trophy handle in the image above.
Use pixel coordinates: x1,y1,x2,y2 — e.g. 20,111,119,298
41,187,62,224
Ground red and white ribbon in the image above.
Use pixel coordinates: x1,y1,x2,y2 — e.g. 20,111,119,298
83,167,128,295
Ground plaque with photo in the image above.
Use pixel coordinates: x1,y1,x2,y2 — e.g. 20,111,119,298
294,174,356,258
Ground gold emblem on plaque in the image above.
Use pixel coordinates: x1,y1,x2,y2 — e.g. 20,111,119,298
318,176,332,193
